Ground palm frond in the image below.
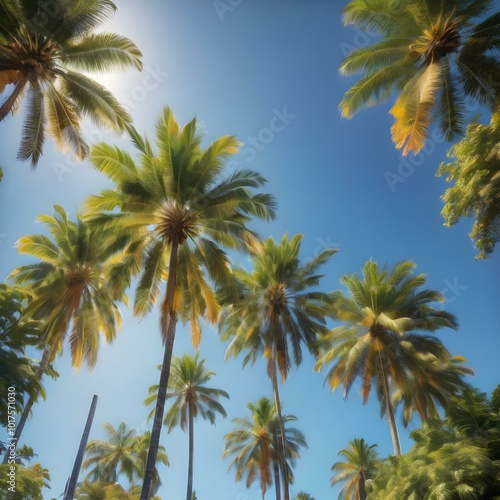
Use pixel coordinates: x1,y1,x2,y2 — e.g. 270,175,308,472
59,32,143,72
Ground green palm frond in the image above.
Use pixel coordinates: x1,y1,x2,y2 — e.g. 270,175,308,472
44,85,89,160
0,0,142,166
59,71,131,130
60,32,143,71
17,85,45,164
340,0,500,153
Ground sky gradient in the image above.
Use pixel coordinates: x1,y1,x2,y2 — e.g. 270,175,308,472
0,1,499,499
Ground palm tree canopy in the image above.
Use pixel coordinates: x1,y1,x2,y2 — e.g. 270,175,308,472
82,422,168,487
84,106,277,346
293,492,316,500
7,204,129,369
369,388,500,500
437,111,500,259
223,397,307,497
83,422,139,483
331,438,379,500
339,0,500,155
220,233,336,380
315,259,459,402
145,353,229,431
0,0,143,166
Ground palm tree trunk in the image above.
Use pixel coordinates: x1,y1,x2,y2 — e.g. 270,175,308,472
2,347,50,465
376,352,401,456
272,456,281,500
268,357,289,500
358,473,367,500
0,72,28,121
141,241,179,500
186,400,194,500
63,394,98,500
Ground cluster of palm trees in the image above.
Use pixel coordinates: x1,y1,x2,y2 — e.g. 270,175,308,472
332,386,500,499
1,0,499,499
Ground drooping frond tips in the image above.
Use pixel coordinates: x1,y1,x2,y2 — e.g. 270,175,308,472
390,63,444,155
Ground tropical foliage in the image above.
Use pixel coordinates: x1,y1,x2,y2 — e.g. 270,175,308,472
1,3,498,499
224,397,307,500
339,0,500,154
84,106,277,498
0,0,143,166
437,111,500,258
219,233,335,499
0,461,50,500
368,386,500,499
6,204,129,446
75,480,162,500
314,259,468,456
293,493,316,500
145,353,228,500
0,284,49,423
82,422,168,494
330,438,379,500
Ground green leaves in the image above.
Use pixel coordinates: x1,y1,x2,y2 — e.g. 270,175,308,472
85,107,277,347
0,0,143,166
437,112,500,258
61,33,143,72
339,0,500,154
60,71,132,130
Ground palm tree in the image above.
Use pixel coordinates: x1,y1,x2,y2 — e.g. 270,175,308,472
219,233,335,499
330,438,379,500
83,106,277,499
76,481,163,500
293,492,316,500
133,431,169,496
83,423,168,492
369,419,500,499
145,354,228,500
83,422,139,483
0,0,143,166
224,397,307,500
314,259,459,456
339,0,500,155
5,204,129,453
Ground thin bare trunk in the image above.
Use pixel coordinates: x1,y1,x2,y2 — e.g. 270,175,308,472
268,357,289,500
141,242,179,500
63,394,98,500
377,351,401,456
272,455,281,500
186,400,194,500
0,73,28,121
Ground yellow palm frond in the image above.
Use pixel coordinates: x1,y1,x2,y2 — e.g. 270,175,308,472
0,69,18,93
390,62,443,155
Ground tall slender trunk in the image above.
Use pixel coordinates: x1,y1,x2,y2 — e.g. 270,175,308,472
358,472,367,500
268,357,289,500
0,73,28,121
63,394,98,500
2,348,51,465
141,241,179,500
377,351,401,456
272,454,281,500
186,400,194,500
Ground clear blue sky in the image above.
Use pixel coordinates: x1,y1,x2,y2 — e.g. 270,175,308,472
1,1,499,499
